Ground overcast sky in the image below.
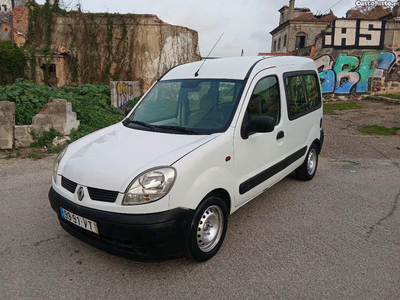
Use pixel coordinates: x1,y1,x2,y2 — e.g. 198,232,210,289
36,0,394,57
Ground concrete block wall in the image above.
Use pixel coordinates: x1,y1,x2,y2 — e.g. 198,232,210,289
0,99,80,149
32,99,80,135
0,101,15,149
14,125,33,148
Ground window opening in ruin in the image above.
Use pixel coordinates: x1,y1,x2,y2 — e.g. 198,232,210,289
295,32,307,49
41,64,57,87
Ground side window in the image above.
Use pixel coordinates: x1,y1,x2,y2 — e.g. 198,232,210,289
285,73,321,119
243,76,280,128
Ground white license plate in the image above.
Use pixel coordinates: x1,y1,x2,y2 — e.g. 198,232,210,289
60,207,99,234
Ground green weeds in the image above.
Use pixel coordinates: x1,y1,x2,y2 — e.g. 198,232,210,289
324,102,363,114
359,125,399,136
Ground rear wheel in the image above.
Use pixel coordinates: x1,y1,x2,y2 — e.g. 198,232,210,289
185,196,228,262
295,143,319,181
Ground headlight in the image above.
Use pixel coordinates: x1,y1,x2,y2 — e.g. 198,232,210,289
123,167,176,205
53,147,67,183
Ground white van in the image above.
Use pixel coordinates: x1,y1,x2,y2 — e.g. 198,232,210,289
49,56,324,261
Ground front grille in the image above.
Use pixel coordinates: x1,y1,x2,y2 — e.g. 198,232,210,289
88,187,119,203
62,177,78,193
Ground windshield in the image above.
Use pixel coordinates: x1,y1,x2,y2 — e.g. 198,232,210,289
125,79,245,135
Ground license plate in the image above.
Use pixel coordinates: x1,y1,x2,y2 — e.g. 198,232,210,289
60,207,99,234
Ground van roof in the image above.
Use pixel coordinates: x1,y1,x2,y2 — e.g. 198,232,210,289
160,56,316,81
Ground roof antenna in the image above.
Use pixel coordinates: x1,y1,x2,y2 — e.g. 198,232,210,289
195,33,224,77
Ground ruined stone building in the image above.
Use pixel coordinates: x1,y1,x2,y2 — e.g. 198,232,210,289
269,0,336,54
0,0,28,45
265,0,400,99
0,0,201,91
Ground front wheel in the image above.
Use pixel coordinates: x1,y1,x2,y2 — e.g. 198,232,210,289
295,143,319,181
185,196,228,262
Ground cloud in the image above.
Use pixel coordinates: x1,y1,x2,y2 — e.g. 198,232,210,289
250,31,270,41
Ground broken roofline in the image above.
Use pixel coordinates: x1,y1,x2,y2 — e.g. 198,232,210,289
269,18,334,35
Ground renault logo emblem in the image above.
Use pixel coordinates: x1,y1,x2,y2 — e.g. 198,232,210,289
77,187,84,201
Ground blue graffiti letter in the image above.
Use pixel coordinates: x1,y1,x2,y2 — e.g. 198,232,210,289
356,51,396,93
334,53,360,94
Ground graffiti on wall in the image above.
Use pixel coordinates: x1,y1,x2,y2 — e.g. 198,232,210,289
323,19,385,50
0,0,13,12
315,51,396,94
116,81,134,108
110,81,141,109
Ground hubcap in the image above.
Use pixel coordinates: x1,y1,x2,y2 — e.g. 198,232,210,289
197,205,224,252
307,148,317,175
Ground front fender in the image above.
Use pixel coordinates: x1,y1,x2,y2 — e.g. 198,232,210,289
170,166,235,213
169,129,236,213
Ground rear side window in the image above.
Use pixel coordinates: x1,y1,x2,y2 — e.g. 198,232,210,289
284,72,321,120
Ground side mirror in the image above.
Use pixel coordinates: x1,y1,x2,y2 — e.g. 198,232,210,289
241,116,275,139
125,107,133,117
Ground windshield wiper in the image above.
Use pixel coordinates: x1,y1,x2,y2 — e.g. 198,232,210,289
155,125,199,135
125,119,155,130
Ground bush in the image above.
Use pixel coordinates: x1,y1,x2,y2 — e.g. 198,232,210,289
0,80,124,141
125,96,141,109
30,127,63,152
0,41,28,85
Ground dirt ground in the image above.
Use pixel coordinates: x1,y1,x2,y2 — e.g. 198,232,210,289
322,100,400,161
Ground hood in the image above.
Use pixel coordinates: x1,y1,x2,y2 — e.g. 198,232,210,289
59,123,219,192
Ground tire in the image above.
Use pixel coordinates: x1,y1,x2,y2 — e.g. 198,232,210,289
295,143,319,181
185,195,228,262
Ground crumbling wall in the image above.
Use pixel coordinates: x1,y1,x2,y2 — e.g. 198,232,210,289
0,99,80,149
0,22,11,40
0,1,28,46
0,0,13,23
0,0,28,29
31,13,201,90
0,101,15,149
11,5,28,46
32,99,80,135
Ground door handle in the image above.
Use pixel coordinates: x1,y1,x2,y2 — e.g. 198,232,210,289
276,131,285,140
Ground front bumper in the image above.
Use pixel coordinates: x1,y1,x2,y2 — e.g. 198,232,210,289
49,187,194,259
